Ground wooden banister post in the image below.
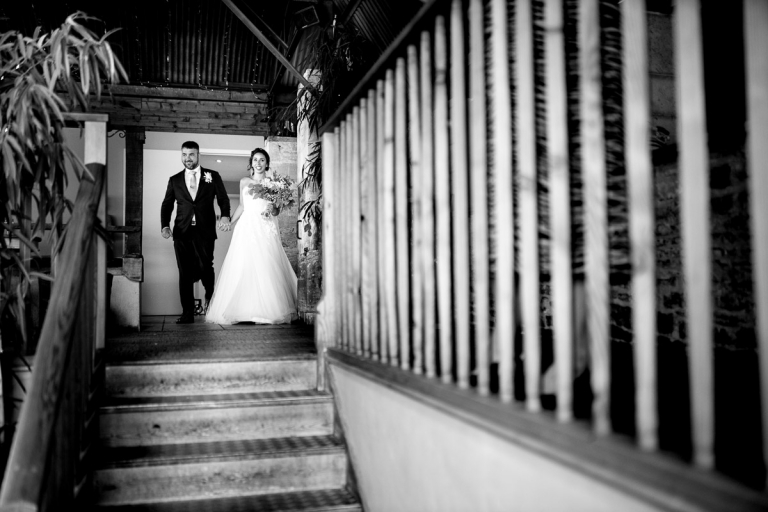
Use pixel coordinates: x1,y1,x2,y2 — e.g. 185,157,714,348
86,121,108,352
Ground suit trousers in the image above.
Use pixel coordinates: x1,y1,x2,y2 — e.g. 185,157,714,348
173,226,215,316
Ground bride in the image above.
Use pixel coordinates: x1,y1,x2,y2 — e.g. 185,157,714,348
205,148,298,324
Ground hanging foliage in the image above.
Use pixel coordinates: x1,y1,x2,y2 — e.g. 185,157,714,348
0,12,127,347
274,15,375,226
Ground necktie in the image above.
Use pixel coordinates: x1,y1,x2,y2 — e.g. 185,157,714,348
188,171,197,199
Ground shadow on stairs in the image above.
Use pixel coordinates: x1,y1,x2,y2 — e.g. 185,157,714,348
89,319,361,511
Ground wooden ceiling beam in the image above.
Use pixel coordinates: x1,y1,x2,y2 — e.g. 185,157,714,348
102,84,269,103
221,0,316,93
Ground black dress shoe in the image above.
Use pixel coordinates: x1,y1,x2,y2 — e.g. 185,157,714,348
175,316,194,324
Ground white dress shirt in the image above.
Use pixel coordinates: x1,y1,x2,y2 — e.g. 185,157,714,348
186,166,201,222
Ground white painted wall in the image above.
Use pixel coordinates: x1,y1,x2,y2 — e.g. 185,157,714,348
330,365,662,512
61,127,125,256
141,132,263,315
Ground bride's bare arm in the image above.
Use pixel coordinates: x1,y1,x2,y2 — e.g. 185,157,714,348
230,203,244,224
226,178,251,228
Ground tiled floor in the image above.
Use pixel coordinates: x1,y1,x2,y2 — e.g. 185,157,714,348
139,315,306,332
105,316,316,363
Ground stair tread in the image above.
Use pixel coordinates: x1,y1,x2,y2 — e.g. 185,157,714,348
102,389,332,411
106,352,318,366
105,329,316,365
92,487,361,512
98,435,345,469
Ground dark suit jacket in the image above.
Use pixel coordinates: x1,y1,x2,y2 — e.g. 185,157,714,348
161,167,231,241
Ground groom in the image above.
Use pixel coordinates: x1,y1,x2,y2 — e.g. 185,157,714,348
161,141,231,324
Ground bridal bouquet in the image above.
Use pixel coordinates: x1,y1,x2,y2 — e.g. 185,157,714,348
248,173,296,218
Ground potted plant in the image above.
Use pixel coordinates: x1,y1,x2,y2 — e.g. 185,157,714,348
0,11,126,462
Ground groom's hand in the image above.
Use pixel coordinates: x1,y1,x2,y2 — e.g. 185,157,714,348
218,217,231,231
161,227,172,239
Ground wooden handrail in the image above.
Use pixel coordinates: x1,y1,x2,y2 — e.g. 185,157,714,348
0,129,107,510
319,0,446,135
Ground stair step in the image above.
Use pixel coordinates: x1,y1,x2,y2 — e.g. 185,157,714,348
92,487,362,512
93,436,348,506
106,358,317,397
100,390,334,447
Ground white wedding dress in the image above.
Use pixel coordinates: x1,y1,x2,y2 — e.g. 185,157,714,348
205,185,298,324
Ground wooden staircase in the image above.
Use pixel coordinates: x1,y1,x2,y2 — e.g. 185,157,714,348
90,327,360,511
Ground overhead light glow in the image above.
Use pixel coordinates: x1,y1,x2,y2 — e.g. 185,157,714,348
216,159,222,163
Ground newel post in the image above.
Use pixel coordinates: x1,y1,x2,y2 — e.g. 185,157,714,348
314,130,339,391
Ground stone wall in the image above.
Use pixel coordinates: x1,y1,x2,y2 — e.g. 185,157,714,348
265,137,299,276
535,148,761,487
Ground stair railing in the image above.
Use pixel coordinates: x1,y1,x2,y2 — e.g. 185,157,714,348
314,0,768,508
0,114,108,511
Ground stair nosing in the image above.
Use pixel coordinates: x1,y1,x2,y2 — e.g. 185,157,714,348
97,435,346,469
105,354,318,367
100,390,333,413
91,487,361,511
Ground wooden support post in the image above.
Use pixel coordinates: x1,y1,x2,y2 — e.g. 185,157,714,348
124,128,145,256
86,121,108,352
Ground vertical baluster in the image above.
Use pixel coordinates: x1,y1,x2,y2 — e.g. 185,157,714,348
376,79,390,363
516,0,541,412
351,107,363,354
434,15,453,384
368,89,381,361
491,0,515,402
745,0,768,485
579,0,610,434
450,0,471,389
334,127,343,348
469,0,490,395
321,129,339,352
340,118,350,351
675,0,713,469
545,0,573,422
408,45,425,374
420,31,437,378
384,68,399,365
395,57,411,371
360,98,373,358
347,115,356,352
623,0,658,451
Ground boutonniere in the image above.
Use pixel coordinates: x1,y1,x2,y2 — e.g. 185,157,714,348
203,172,212,183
